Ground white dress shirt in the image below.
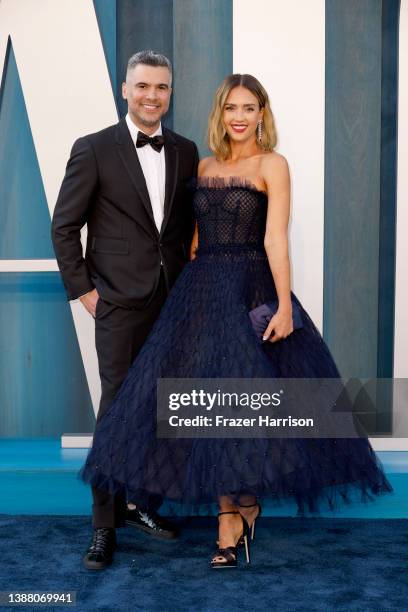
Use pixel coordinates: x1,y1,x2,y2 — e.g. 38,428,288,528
125,113,166,232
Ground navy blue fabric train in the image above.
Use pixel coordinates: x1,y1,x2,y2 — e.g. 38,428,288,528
79,177,392,514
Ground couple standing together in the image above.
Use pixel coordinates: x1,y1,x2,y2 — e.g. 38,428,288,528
52,50,391,570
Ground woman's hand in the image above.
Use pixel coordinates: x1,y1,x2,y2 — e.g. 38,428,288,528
263,307,293,343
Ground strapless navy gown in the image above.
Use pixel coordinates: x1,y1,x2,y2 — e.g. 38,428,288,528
80,177,392,514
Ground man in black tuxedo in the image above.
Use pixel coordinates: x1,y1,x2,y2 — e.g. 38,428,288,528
51,50,198,569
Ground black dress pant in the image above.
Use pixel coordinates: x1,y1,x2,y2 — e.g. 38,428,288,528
91,270,167,528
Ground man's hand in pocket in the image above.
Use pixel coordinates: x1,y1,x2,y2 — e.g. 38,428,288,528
79,288,100,318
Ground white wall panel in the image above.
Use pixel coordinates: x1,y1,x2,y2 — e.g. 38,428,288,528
233,0,325,329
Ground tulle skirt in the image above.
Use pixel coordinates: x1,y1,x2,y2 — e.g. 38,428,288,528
80,248,392,514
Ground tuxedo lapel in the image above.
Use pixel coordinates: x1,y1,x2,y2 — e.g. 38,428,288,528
115,119,158,235
160,128,179,237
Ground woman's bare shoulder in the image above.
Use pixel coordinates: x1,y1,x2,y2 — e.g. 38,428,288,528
260,150,289,169
198,156,217,176
260,151,290,182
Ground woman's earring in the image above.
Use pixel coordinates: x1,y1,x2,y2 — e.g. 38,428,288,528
257,120,263,143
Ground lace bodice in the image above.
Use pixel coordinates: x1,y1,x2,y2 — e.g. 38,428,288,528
193,176,268,252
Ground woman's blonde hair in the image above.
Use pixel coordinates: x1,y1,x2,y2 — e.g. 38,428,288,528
207,73,277,160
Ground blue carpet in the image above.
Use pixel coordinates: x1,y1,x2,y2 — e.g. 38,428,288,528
0,515,407,611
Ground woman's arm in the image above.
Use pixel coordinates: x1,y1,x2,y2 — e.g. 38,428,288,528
190,222,198,260
261,153,293,343
189,157,213,259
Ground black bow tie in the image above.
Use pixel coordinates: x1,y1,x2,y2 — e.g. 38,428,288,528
136,131,165,152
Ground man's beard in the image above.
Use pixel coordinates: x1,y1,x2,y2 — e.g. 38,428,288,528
134,108,163,128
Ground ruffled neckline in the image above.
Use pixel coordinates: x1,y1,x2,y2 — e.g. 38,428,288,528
195,175,268,196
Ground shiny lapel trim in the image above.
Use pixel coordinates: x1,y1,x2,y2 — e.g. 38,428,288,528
115,119,159,236
160,129,179,237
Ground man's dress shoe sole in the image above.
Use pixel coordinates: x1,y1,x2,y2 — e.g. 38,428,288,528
82,554,113,570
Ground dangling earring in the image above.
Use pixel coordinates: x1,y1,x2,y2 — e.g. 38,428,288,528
257,120,263,143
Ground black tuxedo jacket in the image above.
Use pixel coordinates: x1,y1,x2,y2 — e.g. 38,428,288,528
51,118,199,309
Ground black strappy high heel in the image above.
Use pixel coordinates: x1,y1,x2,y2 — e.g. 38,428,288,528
211,511,251,568
238,502,262,540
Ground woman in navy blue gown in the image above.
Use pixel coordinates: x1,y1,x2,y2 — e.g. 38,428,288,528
80,73,392,568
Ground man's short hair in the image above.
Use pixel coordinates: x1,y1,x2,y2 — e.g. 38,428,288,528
126,50,172,78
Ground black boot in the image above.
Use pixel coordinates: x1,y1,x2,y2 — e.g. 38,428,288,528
83,527,116,570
